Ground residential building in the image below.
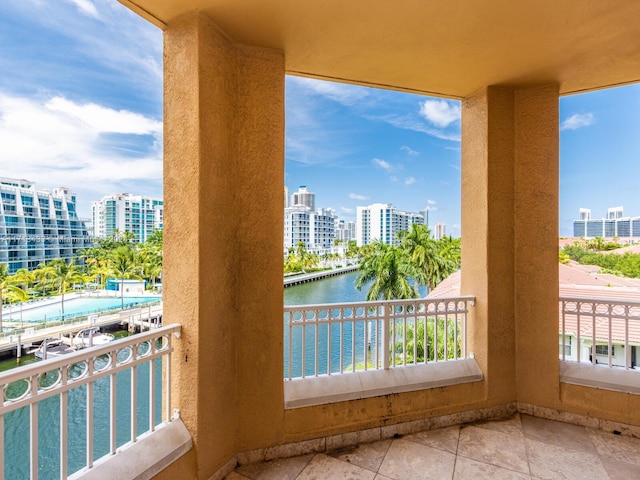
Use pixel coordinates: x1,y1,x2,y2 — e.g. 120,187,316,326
31,2,640,479
284,205,336,253
434,221,446,240
356,203,425,246
335,220,356,243
290,185,315,211
92,193,163,243
0,177,91,272
573,207,640,239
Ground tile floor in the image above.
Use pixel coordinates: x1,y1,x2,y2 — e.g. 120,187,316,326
225,414,640,479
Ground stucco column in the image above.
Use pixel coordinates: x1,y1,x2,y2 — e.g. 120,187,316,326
461,85,559,407
164,12,284,478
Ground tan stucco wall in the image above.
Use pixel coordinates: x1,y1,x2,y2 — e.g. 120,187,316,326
163,11,285,478
512,85,560,408
460,85,560,409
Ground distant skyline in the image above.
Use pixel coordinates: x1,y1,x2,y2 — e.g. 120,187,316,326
2,1,640,236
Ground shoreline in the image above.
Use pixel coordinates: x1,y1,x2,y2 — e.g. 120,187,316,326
284,265,359,287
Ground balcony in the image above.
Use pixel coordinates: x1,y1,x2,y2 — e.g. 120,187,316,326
0,324,189,480
7,294,640,478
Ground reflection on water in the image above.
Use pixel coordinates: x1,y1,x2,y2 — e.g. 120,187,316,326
1,331,162,480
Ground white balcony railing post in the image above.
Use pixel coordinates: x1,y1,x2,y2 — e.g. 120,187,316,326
383,303,390,370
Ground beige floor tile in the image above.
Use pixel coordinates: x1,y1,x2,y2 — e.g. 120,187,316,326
588,428,640,466
373,475,394,480
296,453,377,480
453,456,531,480
473,414,523,437
236,454,314,480
600,455,640,480
404,426,460,454
329,439,392,472
225,473,252,480
525,438,608,480
457,425,529,474
521,415,596,454
378,438,456,480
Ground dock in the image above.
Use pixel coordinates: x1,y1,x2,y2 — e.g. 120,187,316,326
284,265,359,287
0,303,163,359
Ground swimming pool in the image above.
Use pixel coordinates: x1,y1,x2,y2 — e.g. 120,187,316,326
4,296,162,323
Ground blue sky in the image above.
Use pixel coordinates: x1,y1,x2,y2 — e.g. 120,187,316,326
1,1,639,237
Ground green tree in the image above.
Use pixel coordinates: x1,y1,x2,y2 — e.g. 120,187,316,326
109,246,143,308
356,241,417,300
0,265,27,332
37,259,85,319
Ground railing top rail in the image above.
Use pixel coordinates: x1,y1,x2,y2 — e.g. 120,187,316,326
0,323,181,386
560,296,640,307
284,295,476,312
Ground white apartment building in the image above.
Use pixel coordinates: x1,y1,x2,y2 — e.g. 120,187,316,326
0,177,91,272
284,205,336,254
336,220,356,243
356,203,425,247
434,222,446,240
92,193,163,243
290,185,315,211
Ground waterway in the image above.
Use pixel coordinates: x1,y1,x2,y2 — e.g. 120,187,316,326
283,270,427,378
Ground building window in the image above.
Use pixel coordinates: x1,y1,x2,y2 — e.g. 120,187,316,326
595,344,614,356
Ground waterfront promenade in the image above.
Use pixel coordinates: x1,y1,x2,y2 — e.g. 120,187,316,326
284,265,359,287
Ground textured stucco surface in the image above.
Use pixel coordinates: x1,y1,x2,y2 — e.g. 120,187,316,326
163,11,284,478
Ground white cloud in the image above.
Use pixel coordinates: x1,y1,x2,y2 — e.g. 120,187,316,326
427,199,437,205
349,193,369,201
46,97,162,135
405,177,417,185
67,0,100,19
449,163,460,171
376,114,461,142
341,207,354,213
372,158,392,171
288,76,369,106
560,113,595,131
419,99,461,128
0,93,162,215
424,206,438,211
390,175,398,182
400,145,419,156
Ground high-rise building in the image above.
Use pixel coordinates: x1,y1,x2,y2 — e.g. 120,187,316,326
356,203,425,247
92,193,163,243
290,185,315,211
284,186,289,208
0,177,91,272
284,205,336,253
434,222,446,240
573,206,640,239
336,220,356,243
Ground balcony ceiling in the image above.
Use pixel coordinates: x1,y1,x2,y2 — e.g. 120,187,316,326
121,0,640,98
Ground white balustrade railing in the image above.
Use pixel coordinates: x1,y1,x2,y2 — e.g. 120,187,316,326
560,297,640,370
284,297,474,380
0,323,181,480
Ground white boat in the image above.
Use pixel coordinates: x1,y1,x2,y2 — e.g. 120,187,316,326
71,327,115,349
34,338,76,360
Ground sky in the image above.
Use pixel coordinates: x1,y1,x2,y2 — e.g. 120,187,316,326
1,1,639,237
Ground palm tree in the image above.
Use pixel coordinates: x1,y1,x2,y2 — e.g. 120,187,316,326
356,241,417,300
0,264,27,332
399,224,459,292
109,246,143,308
41,259,85,319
